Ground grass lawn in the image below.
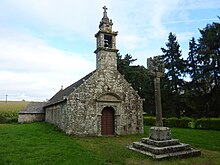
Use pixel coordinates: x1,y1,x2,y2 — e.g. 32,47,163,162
0,123,220,165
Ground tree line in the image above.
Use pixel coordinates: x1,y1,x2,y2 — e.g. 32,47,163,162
117,19,220,118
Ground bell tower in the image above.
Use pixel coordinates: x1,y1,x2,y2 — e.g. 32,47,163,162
94,6,118,70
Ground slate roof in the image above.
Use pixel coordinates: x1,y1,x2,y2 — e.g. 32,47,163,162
45,70,95,107
19,102,46,114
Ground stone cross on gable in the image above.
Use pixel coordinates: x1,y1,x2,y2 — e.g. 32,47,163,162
147,56,164,127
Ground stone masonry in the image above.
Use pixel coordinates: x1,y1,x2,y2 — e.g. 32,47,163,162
44,6,144,136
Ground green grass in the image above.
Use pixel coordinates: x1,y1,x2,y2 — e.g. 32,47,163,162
171,127,220,151
0,123,220,165
76,126,220,165
0,123,105,165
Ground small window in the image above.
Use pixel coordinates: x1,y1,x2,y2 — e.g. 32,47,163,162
104,35,112,48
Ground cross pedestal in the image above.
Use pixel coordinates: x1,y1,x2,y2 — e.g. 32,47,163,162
149,126,171,141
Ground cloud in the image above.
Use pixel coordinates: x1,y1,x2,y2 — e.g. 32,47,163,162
160,18,219,25
179,0,220,10
0,28,95,100
105,0,182,52
3,0,217,53
0,0,219,100
1,0,104,38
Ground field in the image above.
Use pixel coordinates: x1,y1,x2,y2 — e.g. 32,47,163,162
0,123,220,165
0,101,30,123
0,101,30,112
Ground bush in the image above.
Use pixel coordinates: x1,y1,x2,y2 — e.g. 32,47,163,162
188,121,196,129
0,111,18,123
143,116,155,126
179,117,194,128
164,117,194,128
196,118,220,131
143,116,220,130
164,117,179,127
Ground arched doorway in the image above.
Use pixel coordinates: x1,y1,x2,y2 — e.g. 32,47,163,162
101,106,115,135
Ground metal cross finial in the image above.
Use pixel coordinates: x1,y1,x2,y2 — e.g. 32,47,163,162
103,6,108,12
103,6,108,18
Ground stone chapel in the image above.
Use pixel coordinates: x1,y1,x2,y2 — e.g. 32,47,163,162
19,6,144,136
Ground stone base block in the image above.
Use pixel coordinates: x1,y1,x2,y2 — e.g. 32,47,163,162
132,142,191,154
149,127,171,141
128,144,201,159
141,138,179,147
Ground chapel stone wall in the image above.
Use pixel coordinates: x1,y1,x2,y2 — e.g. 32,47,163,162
64,68,143,136
45,102,67,131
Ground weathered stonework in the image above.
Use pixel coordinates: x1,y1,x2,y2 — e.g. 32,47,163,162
149,127,171,141
18,114,45,123
44,6,143,136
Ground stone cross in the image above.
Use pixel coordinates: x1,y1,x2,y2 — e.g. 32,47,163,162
103,6,108,12
147,56,164,127
103,6,108,17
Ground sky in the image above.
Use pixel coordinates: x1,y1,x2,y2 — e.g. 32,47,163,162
0,0,219,101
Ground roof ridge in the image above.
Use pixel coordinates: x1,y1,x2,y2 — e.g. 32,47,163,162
45,70,96,107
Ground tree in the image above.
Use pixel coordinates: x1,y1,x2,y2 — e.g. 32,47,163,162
117,53,154,115
183,20,220,118
161,32,185,93
160,32,186,117
186,37,201,94
117,53,137,76
196,21,220,117
197,21,220,91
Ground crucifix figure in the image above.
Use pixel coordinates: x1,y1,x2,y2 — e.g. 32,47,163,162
147,56,164,127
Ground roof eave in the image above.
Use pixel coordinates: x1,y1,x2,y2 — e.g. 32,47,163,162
43,98,67,109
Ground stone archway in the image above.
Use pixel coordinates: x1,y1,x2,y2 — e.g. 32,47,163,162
101,106,115,135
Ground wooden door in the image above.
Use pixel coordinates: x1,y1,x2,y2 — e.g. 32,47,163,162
101,107,114,135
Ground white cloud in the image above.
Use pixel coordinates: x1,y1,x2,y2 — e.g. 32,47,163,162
118,34,143,51
0,28,95,101
177,32,194,42
179,0,220,10
2,0,104,38
105,0,182,52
